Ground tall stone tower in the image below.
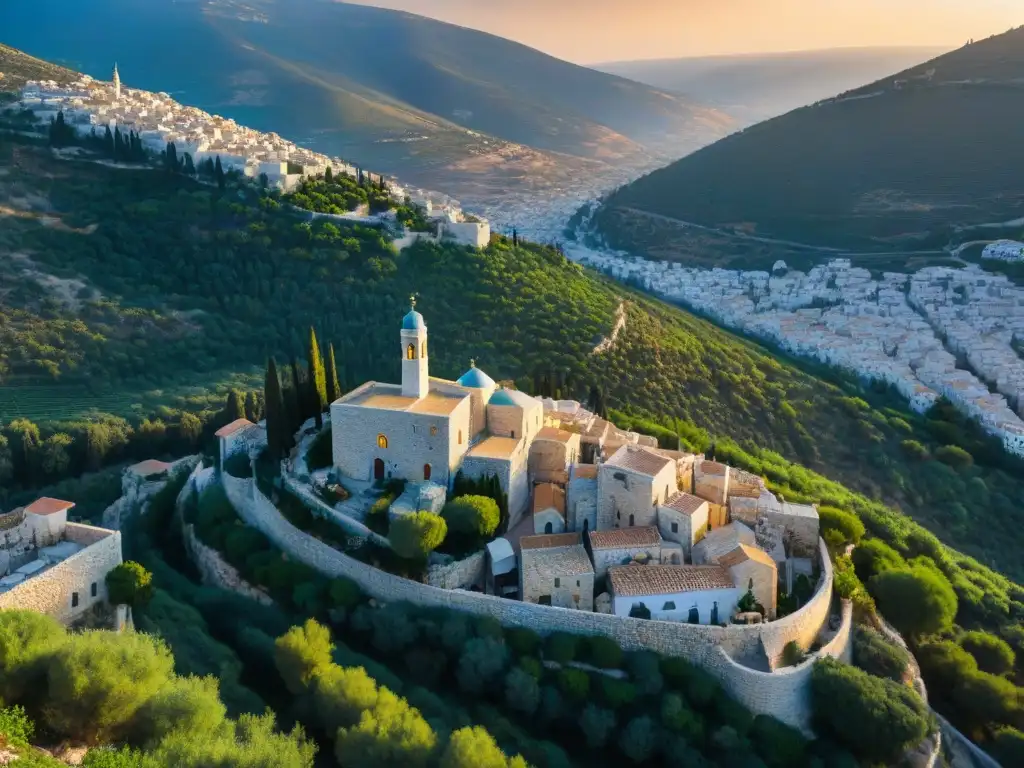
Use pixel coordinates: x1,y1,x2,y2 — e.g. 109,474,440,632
112,63,121,101
401,297,429,399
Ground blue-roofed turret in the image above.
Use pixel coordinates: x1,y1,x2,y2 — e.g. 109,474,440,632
457,359,496,389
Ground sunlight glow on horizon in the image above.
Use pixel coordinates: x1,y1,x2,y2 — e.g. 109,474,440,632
342,0,1021,64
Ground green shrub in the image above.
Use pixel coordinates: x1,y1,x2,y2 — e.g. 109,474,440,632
504,667,540,716
626,651,664,695
935,445,974,469
457,638,509,696
518,656,543,680
556,668,590,703
439,725,526,768
871,565,958,640
273,619,334,695
578,704,616,749
659,656,696,689
659,693,704,743
505,627,541,656
900,439,929,460
818,506,865,547
473,615,504,640
989,727,1024,767
851,538,904,582
328,577,362,610
334,687,437,768
583,635,623,669
442,495,500,539
958,630,1015,676
0,610,67,705
853,626,909,682
0,705,34,747
105,561,154,608
619,715,659,763
544,633,577,665
598,677,637,710
750,714,808,768
810,657,930,763
136,674,227,745
780,641,804,668
390,512,447,561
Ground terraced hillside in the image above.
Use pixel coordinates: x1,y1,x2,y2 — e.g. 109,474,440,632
3,121,1024,579
589,26,1024,268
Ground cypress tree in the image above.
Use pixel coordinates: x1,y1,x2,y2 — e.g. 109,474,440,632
289,355,305,429
167,142,178,173
325,166,333,183
215,156,225,189
183,152,196,176
224,389,245,423
264,359,287,459
326,342,342,405
104,125,114,158
244,391,260,423
307,328,327,429
114,127,124,160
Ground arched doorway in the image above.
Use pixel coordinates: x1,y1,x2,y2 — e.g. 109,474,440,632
423,463,432,481
628,513,635,527
544,521,553,534
374,458,385,480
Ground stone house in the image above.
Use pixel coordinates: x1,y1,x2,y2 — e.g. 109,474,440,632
532,483,567,534
565,464,598,533
730,493,821,559
518,532,594,610
657,491,709,559
597,445,678,530
215,418,262,470
608,564,739,624
694,460,730,527
528,426,581,485
589,526,663,578
0,498,123,626
718,544,779,620
652,449,698,493
692,522,757,566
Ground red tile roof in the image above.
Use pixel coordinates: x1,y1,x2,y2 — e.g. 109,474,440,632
533,483,566,515
700,461,728,475
536,426,576,444
572,464,598,480
129,459,173,476
718,544,778,570
215,418,255,438
589,526,662,550
662,492,708,516
24,497,75,516
605,445,673,477
520,532,582,550
609,565,735,597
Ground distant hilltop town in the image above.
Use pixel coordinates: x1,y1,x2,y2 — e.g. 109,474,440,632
17,65,436,202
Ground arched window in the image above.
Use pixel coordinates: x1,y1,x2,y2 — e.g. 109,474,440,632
406,344,416,360
430,425,438,436
544,521,553,534
421,341,427,358
377,434,388,449
423,463,432,481
628,513,635,527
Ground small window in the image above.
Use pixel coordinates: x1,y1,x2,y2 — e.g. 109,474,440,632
671,522,679,533
663,601,677,611
430,425,438,436
665,485,669,500
511,430,516,439
616,510,621,520
554,578,561,588
71,592,79,608
406,343,416,360
421,341,427,358
90,582,97,597
539,595,552,606
628,514,635,527
576,580,580,587
458,430,463,445
377,434,388,449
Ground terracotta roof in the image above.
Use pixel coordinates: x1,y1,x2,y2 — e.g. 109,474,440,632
604,445,673,477
467,436,520,461
215,418,255,438
520,532,581,550
609,565,735,597
129,459,173,476
700,461,728,476
572,464,598,480
589,526,662,550
536,426,576,443
533,483,566,515
24,497,75,516
662,492,707,516
728,486,762,499
521,542,594,576
718,544,778,570
729,467,763,487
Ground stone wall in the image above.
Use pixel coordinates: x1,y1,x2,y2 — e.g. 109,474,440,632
425,550,486,590
221,474,837,729
591,542,663,579
282,475,391,549
182,522,273,606
0,525,122,624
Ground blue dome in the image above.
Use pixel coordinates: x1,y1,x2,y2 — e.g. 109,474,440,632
457,365,496,389
402,310,425,330
488,388,534,408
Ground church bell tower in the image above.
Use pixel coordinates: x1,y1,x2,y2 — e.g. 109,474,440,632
401,296,429,399
112,63,121,101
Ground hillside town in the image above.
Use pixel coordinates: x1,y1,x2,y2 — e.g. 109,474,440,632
14,66,474,221
569,247,1024,458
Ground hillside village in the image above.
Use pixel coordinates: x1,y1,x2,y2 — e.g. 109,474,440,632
13,67,490,247
570,248,1024,458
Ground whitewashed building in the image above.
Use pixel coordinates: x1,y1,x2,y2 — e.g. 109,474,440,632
608,564,739,624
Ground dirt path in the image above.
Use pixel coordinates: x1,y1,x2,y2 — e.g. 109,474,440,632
593,300,627,354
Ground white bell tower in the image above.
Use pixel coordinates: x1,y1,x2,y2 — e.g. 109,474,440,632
401,296,429,399
112,63,121,101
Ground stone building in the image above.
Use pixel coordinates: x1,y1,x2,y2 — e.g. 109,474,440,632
657,491,709,558
694,460,731,528
608,564,739,624
718,544,779,620
597,445,678,530
529,426,581,485
215,418,263,470
692,522,757,565
330,301,540,525
532,483,566,534
589,526,663,578
0,498,123,626
730,493,821,559
518,532,594,610
565,464,598,533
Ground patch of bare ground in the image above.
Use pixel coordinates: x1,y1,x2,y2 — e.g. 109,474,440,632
5,252,96,310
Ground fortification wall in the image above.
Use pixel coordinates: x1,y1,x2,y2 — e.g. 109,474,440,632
425,550,486,590
182,522,272,605
0,528,122,624
222,476,836,727
281,475,391,549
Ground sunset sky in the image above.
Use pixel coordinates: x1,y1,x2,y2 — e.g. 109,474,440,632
345,0,1020,63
